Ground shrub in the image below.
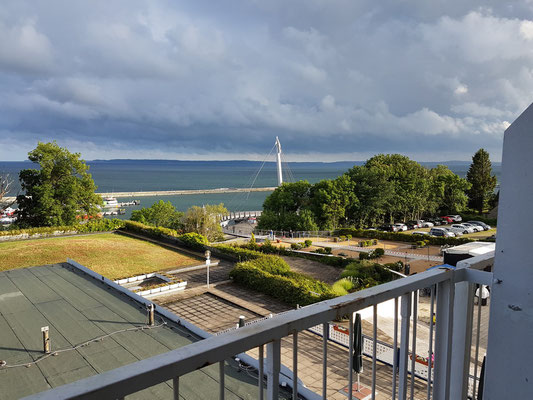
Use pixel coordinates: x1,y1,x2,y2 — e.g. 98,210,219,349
339,235,346,242
359,247,384,260
178,232,209,250
230,256,335,306
324,247,332,254
122,220,209,251
331,278,355,296
346,234,352,240
213,244,263,261
341,260,395,290
304,239,313,247
291,243,303,250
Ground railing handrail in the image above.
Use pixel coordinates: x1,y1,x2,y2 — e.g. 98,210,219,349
23,264,493,400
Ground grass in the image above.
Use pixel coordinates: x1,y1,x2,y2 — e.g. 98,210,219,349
0,233,203,280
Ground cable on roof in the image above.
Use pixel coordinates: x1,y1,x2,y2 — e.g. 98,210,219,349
0,320,167,370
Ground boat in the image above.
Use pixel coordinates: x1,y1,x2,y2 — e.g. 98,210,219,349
103,197,119,208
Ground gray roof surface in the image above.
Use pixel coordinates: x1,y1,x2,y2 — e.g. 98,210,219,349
0,264,265,399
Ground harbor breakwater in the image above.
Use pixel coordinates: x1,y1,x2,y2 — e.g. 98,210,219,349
3,186,276,203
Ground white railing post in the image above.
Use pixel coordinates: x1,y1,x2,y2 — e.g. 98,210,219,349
449,265,475,399
266,339,281,400
398,293,412,400
433,279,455,400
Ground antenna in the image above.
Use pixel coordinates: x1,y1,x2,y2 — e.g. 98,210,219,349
275,137,283,186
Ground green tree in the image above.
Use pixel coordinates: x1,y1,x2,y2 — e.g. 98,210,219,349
466,149,497,213
258,181,314,230
309,175,356,229
183,203,227,241
16,142,102,227
429,165,470,215
131,200,184,230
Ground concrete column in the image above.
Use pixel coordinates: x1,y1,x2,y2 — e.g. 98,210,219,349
484,103,533,398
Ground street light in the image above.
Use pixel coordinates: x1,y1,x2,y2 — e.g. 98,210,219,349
205,250,211,288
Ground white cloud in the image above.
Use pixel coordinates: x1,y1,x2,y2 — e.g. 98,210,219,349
0,1,528,161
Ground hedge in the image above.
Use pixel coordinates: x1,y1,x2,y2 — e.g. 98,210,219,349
122,220,208,251
334,228,474,246
230,256,335,306
212,244,264,261
0,218,125,239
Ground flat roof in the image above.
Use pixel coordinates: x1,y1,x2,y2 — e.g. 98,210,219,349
0,263,266,399
444,241,495,256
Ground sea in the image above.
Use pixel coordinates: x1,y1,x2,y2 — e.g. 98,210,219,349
0,160,501,219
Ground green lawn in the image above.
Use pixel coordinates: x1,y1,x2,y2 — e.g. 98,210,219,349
0,233,203,280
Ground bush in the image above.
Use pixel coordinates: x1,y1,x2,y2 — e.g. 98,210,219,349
304,239,313,247
331,278,355,296
123,220,209,251
341,260,395,289
213,244,263,261
359,247,384,260
178,232,209,250
324,247,332,254
291,243,303,250
230,256,335,306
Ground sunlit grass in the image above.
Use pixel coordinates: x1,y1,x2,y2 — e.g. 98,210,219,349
0,233,202,279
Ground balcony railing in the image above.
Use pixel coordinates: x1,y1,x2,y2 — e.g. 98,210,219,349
24,253,494,400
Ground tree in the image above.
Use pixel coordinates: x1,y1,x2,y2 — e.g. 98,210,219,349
131,200,184,230
429,165,470,215
16,142,102,227
309,175,356,229
183,203,227,241
0,173,14,212
258,181,314,231
466,149,497,214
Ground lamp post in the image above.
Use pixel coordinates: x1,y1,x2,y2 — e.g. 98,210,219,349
205,250,211,288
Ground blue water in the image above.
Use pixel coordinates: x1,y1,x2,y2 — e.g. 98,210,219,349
0,159,501,217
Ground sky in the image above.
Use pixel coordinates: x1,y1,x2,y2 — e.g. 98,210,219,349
1,1,532,162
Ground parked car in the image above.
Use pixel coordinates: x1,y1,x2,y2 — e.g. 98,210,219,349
449,224,471,235
467,220,492,231
446,215,463,222
379,224,398,232
393,223,408,231
412,231,429,236
462,222,482,232
440,216,454,224
420,221,434,228
429,227,455,237
406,221,419,229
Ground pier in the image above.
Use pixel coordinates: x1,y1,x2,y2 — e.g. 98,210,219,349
96,186,276,199
2,187,275,204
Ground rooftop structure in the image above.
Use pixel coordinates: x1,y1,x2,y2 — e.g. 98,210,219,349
0,263,281,399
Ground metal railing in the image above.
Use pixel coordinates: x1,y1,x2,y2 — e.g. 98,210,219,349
25,254,493,400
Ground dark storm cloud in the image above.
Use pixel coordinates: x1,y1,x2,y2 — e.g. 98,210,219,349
1,0,532,161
